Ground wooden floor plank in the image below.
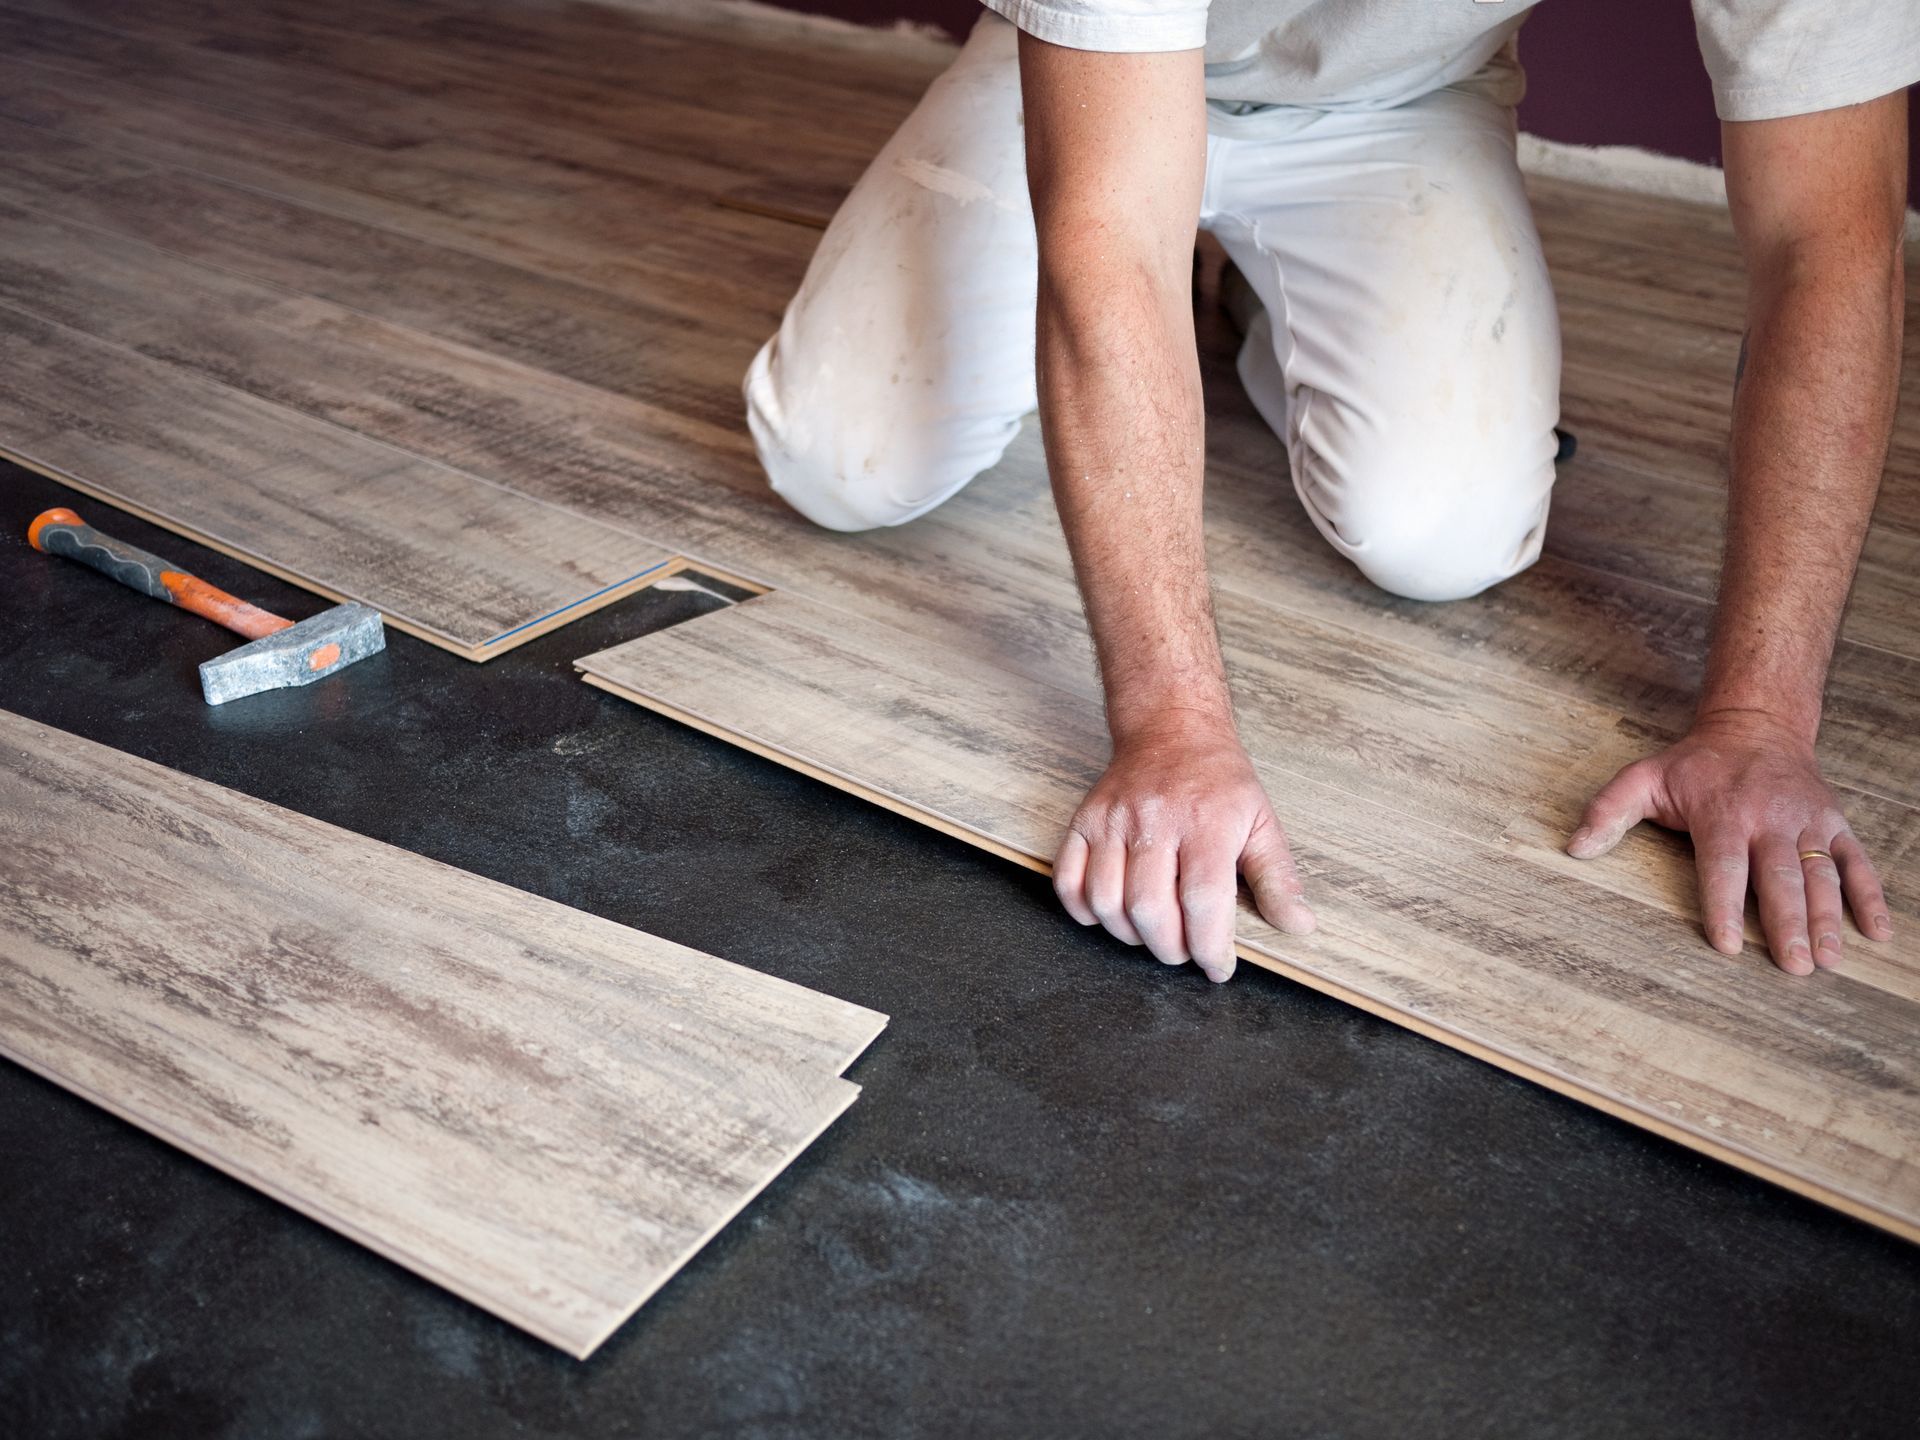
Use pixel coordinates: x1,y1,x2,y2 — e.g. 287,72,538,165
576,595,1920,1243
1543,452,1920,661
0,710,885,1357
7,0,1919,1246
0,0,915,198
0,49,816,330
0,306,681,656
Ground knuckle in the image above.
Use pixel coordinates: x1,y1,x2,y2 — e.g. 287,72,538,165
1179,884,1231,919
1124,898,1170,932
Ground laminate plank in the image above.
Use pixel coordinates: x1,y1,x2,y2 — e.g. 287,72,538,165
0,305,680,657
0,116,767,424
0,0,915,183
0,710,886,1357
1498,718,1920,1002
1543,451,1920,661
0,50,815,331
8,0,1919,1243
1191,363,1920,813
576,594,1920,1243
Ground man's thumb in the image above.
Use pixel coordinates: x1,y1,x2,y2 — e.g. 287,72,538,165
1567,762,1657,860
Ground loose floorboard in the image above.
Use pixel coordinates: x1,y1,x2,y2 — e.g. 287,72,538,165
2,0,1917,1240
578,595,1920,1244
0,710,885,1357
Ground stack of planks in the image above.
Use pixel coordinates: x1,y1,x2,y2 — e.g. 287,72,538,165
0,0,1916,1242
0,710,886,1358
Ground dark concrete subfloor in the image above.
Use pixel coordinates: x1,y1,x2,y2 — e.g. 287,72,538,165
1,459,1916,1440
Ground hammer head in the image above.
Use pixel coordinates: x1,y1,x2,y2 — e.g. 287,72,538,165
198,603,386,705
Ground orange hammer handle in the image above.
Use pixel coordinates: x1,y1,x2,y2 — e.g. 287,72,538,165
28,507,291,641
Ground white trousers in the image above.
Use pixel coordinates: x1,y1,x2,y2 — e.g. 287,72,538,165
745,13,1562,601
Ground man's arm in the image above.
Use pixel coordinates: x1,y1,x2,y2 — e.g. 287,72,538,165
1018,32,1315,985
1570,91,1906,972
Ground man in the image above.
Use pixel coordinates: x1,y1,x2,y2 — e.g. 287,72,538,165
745,1,1914,982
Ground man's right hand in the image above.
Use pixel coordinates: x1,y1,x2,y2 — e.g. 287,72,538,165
1017,34,1307,981
1052,719,1317,983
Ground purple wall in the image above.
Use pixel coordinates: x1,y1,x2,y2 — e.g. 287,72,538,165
765,0,1916,202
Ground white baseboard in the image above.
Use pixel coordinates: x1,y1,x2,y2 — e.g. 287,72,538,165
1516,134,1726,207
1517,133,1920,239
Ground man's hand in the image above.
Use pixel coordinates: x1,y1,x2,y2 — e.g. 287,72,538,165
1018,33,1285,976
1053,720,1315,984
1568,711,1892,973
1583,92,1909,977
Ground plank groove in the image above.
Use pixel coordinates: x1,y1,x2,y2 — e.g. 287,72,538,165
0,710,884,1357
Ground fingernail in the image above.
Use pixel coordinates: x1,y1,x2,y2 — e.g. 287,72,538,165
1786,940,1814,975
1712,924,1743,954
1875,914,1894,938
1817,931,1841,954
1567,826,1592,856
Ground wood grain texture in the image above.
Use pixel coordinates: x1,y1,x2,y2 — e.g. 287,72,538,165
0,305,681,657
0,710,884,1356
578,596,1920,1243
6,0,1919,1241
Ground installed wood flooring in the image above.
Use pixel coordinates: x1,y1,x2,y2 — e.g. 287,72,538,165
2,0,1917,1239
0,710,885,1357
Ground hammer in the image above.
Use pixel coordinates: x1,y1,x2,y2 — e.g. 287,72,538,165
29,507,386,704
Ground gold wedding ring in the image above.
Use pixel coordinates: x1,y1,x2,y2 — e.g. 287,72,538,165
1798,849,1834,864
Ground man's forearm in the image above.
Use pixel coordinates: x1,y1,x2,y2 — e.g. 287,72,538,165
1017,35,1310,972
1701,240,1904,741
1568,98,1906,971
1038,270,1228,742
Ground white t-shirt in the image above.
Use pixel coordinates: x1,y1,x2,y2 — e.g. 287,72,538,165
980,0,1920,123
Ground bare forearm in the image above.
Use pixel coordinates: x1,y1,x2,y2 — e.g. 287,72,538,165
1570,98,1906,971
1017,34,1310,969
1039,273,1225,741
1703,245,1904,740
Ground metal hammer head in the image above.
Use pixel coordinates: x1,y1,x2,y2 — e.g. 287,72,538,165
198,603,386,705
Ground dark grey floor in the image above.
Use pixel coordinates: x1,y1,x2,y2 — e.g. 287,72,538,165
2,459,1916,1440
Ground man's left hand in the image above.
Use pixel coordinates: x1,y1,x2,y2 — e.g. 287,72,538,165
1566,710,1893,973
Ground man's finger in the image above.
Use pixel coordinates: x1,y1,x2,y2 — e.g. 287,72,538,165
1124,836,1188,967
1086,836,1145,947
1178,834,1239,983
1796,829,1847,968
1693,826,1749,956
1053,829,1097,926
1241,805,1315,936
1752,834,1814,976
1568,761,1658,859
1831,832,1894,942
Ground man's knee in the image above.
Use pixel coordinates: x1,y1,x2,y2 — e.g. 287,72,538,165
745,337,1013,532
1297,433,1558,602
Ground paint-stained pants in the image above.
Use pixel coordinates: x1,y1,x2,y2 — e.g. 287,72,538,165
745,13,1562,602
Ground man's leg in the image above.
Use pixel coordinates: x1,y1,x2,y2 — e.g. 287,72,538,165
746,14,1037,532
1203,90,1563,602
